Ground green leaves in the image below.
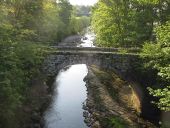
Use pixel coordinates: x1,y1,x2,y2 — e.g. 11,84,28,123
109,117,127,128
0,1,50,127
142,21,170,111
0,0,88,127
69,16,90,34
158,66,170,80
155,21,170,47
148,86,170,111
92,0,146,47
91,0,123,47
92,0,170,47
136,0,159,4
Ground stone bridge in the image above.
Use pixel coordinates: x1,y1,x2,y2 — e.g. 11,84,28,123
43,46,139,77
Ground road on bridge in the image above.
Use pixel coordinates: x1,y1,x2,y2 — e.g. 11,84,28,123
51,46,140,54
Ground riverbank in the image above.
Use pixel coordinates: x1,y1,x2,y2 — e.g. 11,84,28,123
57,35,83,46
24,63,158,128
16,75,51,128
83,65,157,128
56,30,95,47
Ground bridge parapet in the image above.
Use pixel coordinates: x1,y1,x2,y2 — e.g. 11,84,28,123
43,48,139,78
51,46,140,54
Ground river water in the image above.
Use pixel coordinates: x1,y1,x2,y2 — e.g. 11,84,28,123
44,29,95,128
44,65,89,128
78,28,95,47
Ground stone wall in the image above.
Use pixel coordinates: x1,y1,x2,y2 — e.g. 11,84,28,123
52,46,140,53
43,52,139,78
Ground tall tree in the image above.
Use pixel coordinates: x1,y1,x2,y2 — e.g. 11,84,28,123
57,0,72,25
91,0,130,47
141,21,170,111
91,0,170,47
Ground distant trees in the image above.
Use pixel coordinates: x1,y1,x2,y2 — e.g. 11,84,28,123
69,16,90,34
69,5,91,34
34,0,74,42
91,0,170,47
73,5,91,17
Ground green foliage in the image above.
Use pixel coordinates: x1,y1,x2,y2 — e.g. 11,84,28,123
155,21,170,47
148,86,170,111
136,0,159,4
109,117,127,128
69,16,90,34
38,0,90,42
91,0,170,47
40,0,65,42
92,0,170,112
0,0,89,127
141,21,170,111
118,49,128,54
73,5,91,17
0,39,47,128
69,5,91,35
57,0,72,25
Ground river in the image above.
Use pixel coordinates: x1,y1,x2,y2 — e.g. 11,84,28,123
43,30,95,128
44,65,88,128
78,28,95,47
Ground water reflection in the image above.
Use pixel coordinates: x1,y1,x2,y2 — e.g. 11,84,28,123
44,64,88,128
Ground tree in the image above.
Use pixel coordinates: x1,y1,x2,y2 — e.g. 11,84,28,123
57,0,72,24
141,21,170,111
91,0,130,47
73,5,91,17
0,1,91,126
91,0,170,47
0,0,92,127
69,16,90,34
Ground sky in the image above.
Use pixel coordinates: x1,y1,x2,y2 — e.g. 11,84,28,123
69,0,98,6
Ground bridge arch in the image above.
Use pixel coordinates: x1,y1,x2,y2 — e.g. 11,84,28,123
43,51,138,78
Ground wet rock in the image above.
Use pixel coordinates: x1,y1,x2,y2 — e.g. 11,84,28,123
92,121,101,128
82,104,88,110
40,118,45,127
92,112,100,117
91,118,95,124
33,124,41,128
23,107,32,113
83,111,89,118
86,101,94,109
83,37,88,40
83,76,88,82
31,112,41,123
84,118,92,127
34,107,40,112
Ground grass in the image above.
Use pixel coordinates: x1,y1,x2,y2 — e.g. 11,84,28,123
109,117,127,128
100,116,127,128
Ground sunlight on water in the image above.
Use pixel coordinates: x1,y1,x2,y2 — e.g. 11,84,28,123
44,64,88,128
78,28,96,47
